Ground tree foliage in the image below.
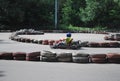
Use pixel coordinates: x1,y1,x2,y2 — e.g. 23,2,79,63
0,0,120,30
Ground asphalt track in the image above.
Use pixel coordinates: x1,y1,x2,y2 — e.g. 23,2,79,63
0,33,120,81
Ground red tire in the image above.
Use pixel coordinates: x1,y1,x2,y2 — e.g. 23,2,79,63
109,42,120,47
26,52,41,61
115,38,120,41
107,53,120,58
0,54,2,59
107,53,120,63
27,52,41,57
14,57,26,60
13,52,26,60
91,58,107,63
107,58,120,63
42,40,49,45
109,37,115,40
90,54,106,58
0,52,13,60
49,40,55,45
88,42,100,47
99,42,110,47
25,38,31,43
104,36,109,40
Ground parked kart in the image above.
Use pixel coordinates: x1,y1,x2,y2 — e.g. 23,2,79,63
50,40,82,50
104,33,120,41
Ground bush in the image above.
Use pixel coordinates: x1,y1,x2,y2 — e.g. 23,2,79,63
59,24,107,32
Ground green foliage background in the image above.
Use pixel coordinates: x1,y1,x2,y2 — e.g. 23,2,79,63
0,0,120,30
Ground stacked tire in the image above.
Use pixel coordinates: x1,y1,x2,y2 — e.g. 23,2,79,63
20,38,26,42
38,40,43,44
109,42,120,47
57,53,72,62
90,54,107,63
33,40,39,44
99,42,110,47
26,52,41,61
42,40,49,45
0,52,13,60
41,51,57,62
88,42,100,47
72,53,89,63
13,52,26,60
13,36,20,41
49,40,55,45
107,53,120,63
115,38,120,41
25,38,31,43
104,36,109,40
0,53,1,59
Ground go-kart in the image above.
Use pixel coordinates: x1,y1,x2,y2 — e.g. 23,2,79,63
50,40,82,50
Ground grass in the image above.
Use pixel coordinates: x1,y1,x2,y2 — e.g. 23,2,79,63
59,24,107,32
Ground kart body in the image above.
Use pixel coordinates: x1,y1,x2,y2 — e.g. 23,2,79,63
50,41,82,50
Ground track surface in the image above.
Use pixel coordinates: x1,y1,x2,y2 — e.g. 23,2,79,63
0,33,120,81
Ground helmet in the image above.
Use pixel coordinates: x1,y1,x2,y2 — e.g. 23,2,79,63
66,32,71,37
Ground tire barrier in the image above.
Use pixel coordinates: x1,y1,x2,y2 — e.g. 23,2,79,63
9,31,120,48
107,53,120,63
12,36,20,41
72,53,89,63
13,52,26,60
49,40,55,45
33,40,39,44
38,40,43,44
10,36,120,48
18,38,25,42
88,42,120,48
104,36,115,40
1,51,120,63
88,42,100,47
109,42,120,47
26,52,41,61
0,52,13,60
99,42,110,47
104,33,120,41
0,54,1,59
115,38,120,41
104,36,120,41
25,38,32,43
42,40,49,45
57,53,72,62
90,54,107,63
41,51,57,62
104,36,109,40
